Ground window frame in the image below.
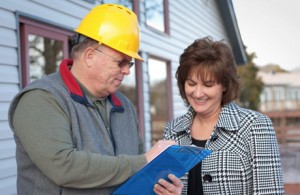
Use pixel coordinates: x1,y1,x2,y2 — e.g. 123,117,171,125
148,55,173,144
19,16,73,88
144,0,170,34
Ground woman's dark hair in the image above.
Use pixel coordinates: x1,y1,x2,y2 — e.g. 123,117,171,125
176,36,240,106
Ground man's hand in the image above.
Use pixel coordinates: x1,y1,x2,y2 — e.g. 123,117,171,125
144,140,176,162
153,174,183,195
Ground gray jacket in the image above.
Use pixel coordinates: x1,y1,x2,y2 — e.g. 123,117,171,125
8,59,146,195
164,102,284,195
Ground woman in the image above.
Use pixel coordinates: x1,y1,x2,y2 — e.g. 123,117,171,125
163,37,284,194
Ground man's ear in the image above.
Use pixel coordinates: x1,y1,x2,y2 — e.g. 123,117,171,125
83,47,96,67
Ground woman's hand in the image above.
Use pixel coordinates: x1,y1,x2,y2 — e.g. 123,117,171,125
153,174,183,195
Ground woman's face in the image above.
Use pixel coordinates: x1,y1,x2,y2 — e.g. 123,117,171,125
184,70,224,117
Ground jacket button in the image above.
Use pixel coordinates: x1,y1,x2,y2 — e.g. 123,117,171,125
210,134,218,142
203,174,212,182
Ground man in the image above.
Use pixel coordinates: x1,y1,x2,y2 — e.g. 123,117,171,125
8,4,182,195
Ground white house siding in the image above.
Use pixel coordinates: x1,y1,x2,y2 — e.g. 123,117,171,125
139,0,231,149
0,0,240,193
168,0,230,118
0,4,19,195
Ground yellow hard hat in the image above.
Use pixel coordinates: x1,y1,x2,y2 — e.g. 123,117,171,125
75,4,143,61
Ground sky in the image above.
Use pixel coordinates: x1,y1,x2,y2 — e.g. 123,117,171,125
231,0,300,71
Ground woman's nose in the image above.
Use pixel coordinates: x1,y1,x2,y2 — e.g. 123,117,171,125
193,85,204,97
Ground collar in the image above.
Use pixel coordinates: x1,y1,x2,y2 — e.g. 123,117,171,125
216,102,240,131
59,59,124,112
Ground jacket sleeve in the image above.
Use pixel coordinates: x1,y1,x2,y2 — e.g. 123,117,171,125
250,114,284,194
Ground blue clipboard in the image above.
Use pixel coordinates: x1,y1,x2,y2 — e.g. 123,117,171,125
112,145,212,195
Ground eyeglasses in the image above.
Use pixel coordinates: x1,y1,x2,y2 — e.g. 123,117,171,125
94,48,134,68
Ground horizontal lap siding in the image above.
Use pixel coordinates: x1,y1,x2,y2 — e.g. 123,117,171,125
0,5,19,194
139,0,231,149
169,0,229,118
0,4,19,193
145,0,229,118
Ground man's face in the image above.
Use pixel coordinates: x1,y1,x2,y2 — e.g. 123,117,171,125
87,45,134,98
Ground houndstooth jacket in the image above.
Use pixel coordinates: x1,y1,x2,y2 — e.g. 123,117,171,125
164,102,284,195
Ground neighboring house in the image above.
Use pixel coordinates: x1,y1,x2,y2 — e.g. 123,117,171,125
258,71,300,143
0,0,246,193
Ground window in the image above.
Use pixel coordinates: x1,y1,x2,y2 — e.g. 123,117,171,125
19,17,73,87
28,35,63,82
148,57,172,144
260,88,266,103
274,86,284,101
145,0,169,33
